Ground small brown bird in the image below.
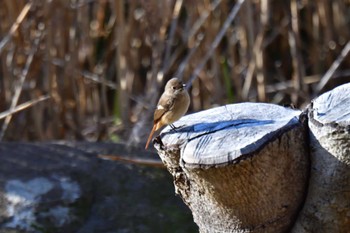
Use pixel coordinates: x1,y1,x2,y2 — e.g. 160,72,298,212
145,78,190,149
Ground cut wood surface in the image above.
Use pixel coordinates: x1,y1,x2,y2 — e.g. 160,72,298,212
159,103,302,167
155,103,310,233
310,83,350,127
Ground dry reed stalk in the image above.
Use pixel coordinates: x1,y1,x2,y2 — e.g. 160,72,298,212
242,33,261,100
161,0,183,74
289,0,306,104
0,2,32,54
0,32,42,140
0,95,49,120
114,0,129,128
316,41,350,93
255,0,270,102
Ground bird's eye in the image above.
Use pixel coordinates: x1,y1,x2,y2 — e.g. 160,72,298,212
172,86,176,90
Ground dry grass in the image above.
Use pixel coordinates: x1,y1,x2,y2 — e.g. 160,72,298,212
0,0,349,144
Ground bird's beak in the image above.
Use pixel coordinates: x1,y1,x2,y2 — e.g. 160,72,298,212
182,84,186,87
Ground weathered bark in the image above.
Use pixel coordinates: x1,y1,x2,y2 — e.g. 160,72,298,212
155,103,309,233
155,83,350,233
291,83,350,233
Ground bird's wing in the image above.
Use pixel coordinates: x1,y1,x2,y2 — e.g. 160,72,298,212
153,94,174,123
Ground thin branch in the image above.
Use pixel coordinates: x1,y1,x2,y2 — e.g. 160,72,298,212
0,96,50,120
98,154,164,168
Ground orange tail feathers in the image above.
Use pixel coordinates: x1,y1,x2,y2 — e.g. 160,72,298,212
145,123,157,149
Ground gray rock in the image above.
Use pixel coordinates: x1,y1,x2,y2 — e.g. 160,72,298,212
0,142,197,233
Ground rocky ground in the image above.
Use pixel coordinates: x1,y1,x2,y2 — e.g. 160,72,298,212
0,142,197,233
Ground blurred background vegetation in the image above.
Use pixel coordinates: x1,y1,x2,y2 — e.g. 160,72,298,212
0,0,349,145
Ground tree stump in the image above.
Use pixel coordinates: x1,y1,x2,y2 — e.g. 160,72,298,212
291,83,350,233
154,103,310,233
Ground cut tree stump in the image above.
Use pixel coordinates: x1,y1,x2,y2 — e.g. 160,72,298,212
291,83,350,233
154,103,310,233
154,83,350,233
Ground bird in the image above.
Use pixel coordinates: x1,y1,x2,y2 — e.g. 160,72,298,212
145,78,190,149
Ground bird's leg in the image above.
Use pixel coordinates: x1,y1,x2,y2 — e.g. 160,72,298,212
170,124,177,131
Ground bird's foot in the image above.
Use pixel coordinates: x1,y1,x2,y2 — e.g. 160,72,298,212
169,124,185,131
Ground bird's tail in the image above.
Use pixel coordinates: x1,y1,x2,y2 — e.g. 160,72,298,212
145,123,157,149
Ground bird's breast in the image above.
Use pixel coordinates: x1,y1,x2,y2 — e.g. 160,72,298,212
160,91,190,125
